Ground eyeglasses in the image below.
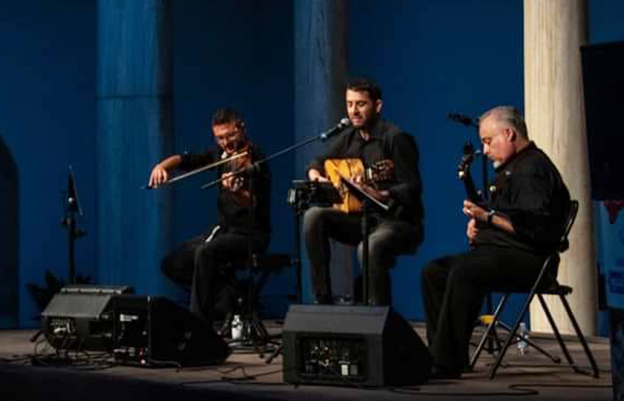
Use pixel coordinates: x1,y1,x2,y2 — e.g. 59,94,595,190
214,129,241,144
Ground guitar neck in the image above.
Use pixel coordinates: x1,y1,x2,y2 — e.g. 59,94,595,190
460,172,482,203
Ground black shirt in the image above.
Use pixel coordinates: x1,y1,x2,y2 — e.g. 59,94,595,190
307,118,424,226
180,143,271,236
474,142,571,255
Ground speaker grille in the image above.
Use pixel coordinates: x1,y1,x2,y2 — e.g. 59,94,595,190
283,305,431,386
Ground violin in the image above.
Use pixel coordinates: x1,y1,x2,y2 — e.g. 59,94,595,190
222,142,253,193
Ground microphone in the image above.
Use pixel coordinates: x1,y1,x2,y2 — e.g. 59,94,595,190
320,118,351,141
447,112,477,127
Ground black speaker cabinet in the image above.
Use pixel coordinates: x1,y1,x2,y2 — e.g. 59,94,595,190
111,295,231,367
282,305,431,387
41,285,133,351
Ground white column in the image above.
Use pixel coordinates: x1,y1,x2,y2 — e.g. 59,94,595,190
524,0,597,335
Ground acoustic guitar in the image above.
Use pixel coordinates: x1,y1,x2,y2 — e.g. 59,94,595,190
324,158,394,213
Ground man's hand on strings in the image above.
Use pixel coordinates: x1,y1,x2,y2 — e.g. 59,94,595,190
466,218,479,243
463,200,488,223
308,168,330,183
221,172,238,191
354,180,390,203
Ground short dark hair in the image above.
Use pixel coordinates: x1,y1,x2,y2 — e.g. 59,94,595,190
346,78,382,102
212,107,244,129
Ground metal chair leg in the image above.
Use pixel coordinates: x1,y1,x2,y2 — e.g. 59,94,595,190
496,319,561,363
558,294,600,378
488,291,537,379
471,295,560,371
536,294,576,369
470,294,509,369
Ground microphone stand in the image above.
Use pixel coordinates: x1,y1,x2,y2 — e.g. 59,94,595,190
33,168,85,344
200,134,325,190
200,126,348,361
62,166,85,285
64,200,79,284
449,113,499,354
200,129,347,300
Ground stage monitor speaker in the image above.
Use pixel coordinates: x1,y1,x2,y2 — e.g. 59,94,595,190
41,285,134,352
282,305,431,387
581,40,624,200
111,295,231,367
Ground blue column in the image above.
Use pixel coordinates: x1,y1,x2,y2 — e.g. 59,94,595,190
294,0,349,302
96,0,173,295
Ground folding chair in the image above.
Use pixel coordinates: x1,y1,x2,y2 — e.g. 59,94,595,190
470,200,600,379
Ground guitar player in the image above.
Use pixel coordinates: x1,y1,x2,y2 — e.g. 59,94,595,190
303,77,424,306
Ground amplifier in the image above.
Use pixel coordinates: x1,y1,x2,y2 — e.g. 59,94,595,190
41,285,134,352
111,295,231,367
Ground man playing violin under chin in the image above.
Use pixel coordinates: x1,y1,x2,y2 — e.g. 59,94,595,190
148,107,270,328
304,78,424,306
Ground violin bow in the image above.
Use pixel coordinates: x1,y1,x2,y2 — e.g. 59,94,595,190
143,151,249,189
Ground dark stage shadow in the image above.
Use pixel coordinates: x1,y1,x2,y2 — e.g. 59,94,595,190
0,133,19,329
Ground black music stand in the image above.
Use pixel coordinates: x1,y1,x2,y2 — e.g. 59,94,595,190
264,180,342,364
221,165,279,354
200,126,347,358
339,177,389,305
287,180,341,303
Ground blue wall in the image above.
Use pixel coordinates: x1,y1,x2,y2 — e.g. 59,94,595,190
589,0,624,44
2,0,624,329
0,1,97,327
348,0,524,319
170,0,296,311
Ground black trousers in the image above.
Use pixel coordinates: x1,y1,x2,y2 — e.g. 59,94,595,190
161,228,269,325
421,245,545,372
303,206,421,306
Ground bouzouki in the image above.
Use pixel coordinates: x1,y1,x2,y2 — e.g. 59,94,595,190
324,158,394,213
457,142,483,203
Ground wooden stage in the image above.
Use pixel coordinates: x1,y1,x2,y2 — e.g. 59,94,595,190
0,322,614,401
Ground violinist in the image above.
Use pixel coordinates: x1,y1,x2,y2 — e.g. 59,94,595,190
303,78,424,306
148,107,270,328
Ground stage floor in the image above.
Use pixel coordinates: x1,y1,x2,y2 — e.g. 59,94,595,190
0,322,613,401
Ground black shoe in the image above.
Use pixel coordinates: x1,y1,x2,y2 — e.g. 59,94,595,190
430,365,462,380
333,296,353,306
217,320,232,338
314,294,333,305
